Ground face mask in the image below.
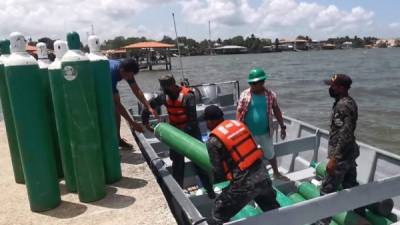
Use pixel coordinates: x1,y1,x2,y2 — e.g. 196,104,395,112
329,86,337,98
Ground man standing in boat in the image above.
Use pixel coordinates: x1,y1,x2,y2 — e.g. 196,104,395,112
203,105,280,224
141,75,216,199
110,58,158,148
320,74,362,224
237,68,288,180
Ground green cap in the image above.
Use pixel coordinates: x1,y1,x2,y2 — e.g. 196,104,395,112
0,40,11,55
247,68,268,83
67,31,81,50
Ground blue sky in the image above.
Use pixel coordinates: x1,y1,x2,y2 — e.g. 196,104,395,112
0,0,399,42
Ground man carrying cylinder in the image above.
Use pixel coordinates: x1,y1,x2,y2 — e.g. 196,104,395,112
141,75,215,199
109,58,158,148
203,105,280,224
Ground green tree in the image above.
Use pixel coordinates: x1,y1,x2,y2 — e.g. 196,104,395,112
161,35,174,44
231,36,245,46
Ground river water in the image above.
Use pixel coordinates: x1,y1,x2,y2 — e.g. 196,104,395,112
1,48,399,153
126,48,400,153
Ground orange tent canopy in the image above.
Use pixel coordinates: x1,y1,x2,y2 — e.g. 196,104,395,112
123,41,174,49
26,45,36,52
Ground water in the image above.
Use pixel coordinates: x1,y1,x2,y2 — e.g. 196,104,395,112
1,48,399,153
123,48,400,154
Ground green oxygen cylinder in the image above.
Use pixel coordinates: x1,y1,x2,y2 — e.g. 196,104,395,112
364,210,394,225
297,182,320,199
313,161,394,219
61,32,105,202
154,122,211,173
5,32,60,212
288,192,307,204
37,42,63,178
274,187,295,207
48,40,77,192
231,205,263,221
315,161,328,178
155,122,297,207
297,182,371,225
0,39,24,184
87,35,121,184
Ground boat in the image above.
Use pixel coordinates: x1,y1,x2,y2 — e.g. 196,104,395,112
130,80,400,225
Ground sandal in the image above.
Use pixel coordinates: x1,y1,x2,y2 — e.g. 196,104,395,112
119,138,133,149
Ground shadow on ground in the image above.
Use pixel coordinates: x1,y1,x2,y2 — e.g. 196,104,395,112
120,151,145,165
90,186,136,209
40,201,87,219
111,176,148,189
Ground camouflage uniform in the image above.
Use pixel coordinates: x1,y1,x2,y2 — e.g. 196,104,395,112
320,96,362,223
206,136,280,225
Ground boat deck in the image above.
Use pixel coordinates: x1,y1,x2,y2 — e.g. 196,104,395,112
0,121,176,225
131,80,400,225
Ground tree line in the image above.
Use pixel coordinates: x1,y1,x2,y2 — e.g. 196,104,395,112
27,34,399,56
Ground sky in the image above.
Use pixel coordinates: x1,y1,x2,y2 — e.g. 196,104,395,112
0,0,399,43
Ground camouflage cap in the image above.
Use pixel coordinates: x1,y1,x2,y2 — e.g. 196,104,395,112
324,74,352,89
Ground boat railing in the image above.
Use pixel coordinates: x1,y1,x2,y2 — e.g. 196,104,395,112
278,115,400,184
133,117,400,225
129,79,400,224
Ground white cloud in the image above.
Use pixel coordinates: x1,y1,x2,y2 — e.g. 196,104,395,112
180,0,375,39
389,22,400,29
0,0,173,43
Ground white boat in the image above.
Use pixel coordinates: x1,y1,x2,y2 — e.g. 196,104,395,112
131,80,400,225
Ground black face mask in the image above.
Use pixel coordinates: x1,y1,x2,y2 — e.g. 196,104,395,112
329,87,337,98
165,89,179,100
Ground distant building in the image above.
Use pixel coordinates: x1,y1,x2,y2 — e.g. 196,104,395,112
278,39,308,51
213,45,248,54
262,45,274,52
342,41,353,49
309,40,321,50
375,39,400,48
103,49,127,59
321,43,336,50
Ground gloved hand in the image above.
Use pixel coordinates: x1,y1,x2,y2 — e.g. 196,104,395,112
326,158,337,176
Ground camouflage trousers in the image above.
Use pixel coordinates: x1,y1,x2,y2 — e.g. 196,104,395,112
208,177,280,225
319,159,364,224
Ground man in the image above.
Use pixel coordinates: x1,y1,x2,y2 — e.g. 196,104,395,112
110,58,158,148
319,74,362,224
237,68,287,180
204,105,280,225
142,75,215,198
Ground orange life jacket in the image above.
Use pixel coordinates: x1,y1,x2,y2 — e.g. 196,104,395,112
166,86,192,129
210,120,264,180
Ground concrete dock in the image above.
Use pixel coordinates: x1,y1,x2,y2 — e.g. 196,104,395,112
0,121,176,225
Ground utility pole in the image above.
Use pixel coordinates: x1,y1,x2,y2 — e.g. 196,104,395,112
172,13,185,79
208,20,213,55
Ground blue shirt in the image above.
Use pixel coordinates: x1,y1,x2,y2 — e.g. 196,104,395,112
244,93,268,135
109,59,122,94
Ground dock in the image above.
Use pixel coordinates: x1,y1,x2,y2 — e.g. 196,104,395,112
0,121,176,225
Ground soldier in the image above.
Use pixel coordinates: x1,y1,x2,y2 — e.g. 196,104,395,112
142,75,215,199
319,74,362,224
203,105,280,225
